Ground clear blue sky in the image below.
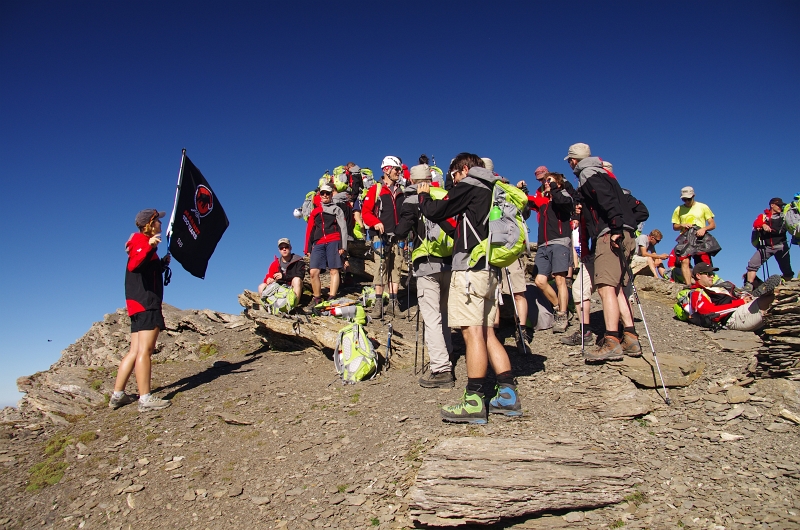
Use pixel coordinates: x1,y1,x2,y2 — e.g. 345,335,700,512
1,1,798,407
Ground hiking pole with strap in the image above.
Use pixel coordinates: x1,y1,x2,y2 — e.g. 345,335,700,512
384,322,393,373
503,266,527,356
414,304,420,374
616,242,671,405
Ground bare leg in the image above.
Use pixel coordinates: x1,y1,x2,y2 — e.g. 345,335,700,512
680,259,692,285
329,269,340,297
553,274,568,312
535,274,558,307
513,292,528,328
597,284,621,333
291,277,303,301
114,332,141,393
616,288,635,328
461,326,489,378
133,328,159,395
310,268,321,297
486,327,512,374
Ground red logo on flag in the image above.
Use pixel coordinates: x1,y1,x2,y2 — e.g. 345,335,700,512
194,185,213,217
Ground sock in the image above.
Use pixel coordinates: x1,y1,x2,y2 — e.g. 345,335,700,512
496,371,515,387
623,326,637,336
389,294,397,301
606,330,622,340
466,378,486,395
113,391,125,399
139,393,150,402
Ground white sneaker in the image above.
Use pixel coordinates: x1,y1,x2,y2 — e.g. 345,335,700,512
138,394,171,412
108,392,136,410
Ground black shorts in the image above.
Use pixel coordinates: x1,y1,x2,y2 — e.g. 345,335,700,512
130,309,165,333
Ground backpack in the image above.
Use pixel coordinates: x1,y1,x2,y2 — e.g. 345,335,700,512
334,322,377,383
673,285,725,329
300,190,316,221
360,168,375,199
260,282,297,315
414,186,454,260
784,197,800,238
360,286,388,307
465,181,529,268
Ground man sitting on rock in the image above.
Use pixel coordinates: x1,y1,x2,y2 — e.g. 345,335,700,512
258,238,306,303
684,263,782,332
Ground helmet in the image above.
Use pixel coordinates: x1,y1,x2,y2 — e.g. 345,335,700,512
381,156,401,168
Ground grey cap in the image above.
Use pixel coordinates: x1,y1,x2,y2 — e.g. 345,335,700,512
680,186,695,199
278,238,291,248
409,164,432,182
564,143,591,161
135,209,165,228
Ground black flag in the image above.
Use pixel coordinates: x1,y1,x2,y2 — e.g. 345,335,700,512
167,154,229,279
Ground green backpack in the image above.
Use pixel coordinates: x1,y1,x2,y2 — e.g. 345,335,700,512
260,282,297,315
465,181,529,268
360,286,388,308
673,288,692,322
300,190,316,221
334,322,378,383
413,186,454,261
784,196,800,239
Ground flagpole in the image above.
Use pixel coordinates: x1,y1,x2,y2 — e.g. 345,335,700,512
166,148,187,243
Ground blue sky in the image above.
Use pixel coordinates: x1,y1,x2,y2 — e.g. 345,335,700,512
1,1,798,407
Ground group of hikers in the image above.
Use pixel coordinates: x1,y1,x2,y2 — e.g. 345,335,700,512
252,144,797,424
114,146,798,422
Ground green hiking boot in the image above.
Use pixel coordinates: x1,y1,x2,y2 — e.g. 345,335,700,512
489,384,522,416
441,390,487,424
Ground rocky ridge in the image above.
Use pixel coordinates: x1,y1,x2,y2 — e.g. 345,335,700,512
1,278,799,529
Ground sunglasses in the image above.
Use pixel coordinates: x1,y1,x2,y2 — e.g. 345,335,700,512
682,197,693,202
698,271,715,277
279,245,290,250
319,191,332,196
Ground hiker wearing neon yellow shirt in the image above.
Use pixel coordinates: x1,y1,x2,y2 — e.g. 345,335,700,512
672,186,716,285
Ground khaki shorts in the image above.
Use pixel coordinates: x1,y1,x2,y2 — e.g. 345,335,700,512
726,300,764,331
374,241,405,286
572,257,596,303
448,269,499,327
500,257,527,295
594,232,636,288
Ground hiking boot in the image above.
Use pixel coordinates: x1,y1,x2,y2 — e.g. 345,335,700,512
741,282,754,293
621,331,642,357
108,392,135,410
441,391,487,424
552,311,569,333
489,384,522,416
584,335,624,363
370,297,384,319
561,329,594,346
752,274,783,298
419,370,455,389
138,394,171,412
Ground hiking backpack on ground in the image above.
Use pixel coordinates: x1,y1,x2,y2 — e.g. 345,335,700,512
334,322,378,383
465,181,529,268
260,282,298,315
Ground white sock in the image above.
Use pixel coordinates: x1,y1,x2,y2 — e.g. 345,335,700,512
139,393,151,402
113,391,125,399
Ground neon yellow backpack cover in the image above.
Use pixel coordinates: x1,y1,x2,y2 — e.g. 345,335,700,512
468,181,529,268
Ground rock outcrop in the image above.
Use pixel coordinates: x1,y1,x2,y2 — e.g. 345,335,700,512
752,279,800,379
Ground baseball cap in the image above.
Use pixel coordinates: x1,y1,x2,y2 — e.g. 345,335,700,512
680,186,695,199
135,209,165,228
481,158,494,173
769,197,785,208
692,262,719,277
534,166,549,179
278,238,291,248
564,143,591,161
319,184,333,193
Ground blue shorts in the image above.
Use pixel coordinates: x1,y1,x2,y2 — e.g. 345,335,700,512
533,244,571,277
310,241,343,271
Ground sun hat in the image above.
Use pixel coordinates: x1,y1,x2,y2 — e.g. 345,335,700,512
602,160,613,173
409,164,432,182
135,209,165,228
564,143,591,161
534,166,549,180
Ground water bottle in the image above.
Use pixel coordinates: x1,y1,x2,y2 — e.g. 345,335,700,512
488,205,502,222
373,238,383,251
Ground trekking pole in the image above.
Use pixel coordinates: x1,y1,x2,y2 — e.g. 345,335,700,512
385,323,393,373
617,243,671,405
504,266,527,356
414,305,420,374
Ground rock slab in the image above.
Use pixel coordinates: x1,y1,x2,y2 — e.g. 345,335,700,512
613,352,705,388
409,436,640,526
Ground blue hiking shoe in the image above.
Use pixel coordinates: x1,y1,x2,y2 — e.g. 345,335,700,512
441,391,487,424
489,384,522,417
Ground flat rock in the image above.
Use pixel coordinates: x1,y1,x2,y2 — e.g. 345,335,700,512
726,387,751,404
574,371,653,419
613,352,705,388
409,436,640,526
251,496,271,505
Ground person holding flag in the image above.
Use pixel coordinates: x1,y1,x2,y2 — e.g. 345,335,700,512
110,209,172,412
